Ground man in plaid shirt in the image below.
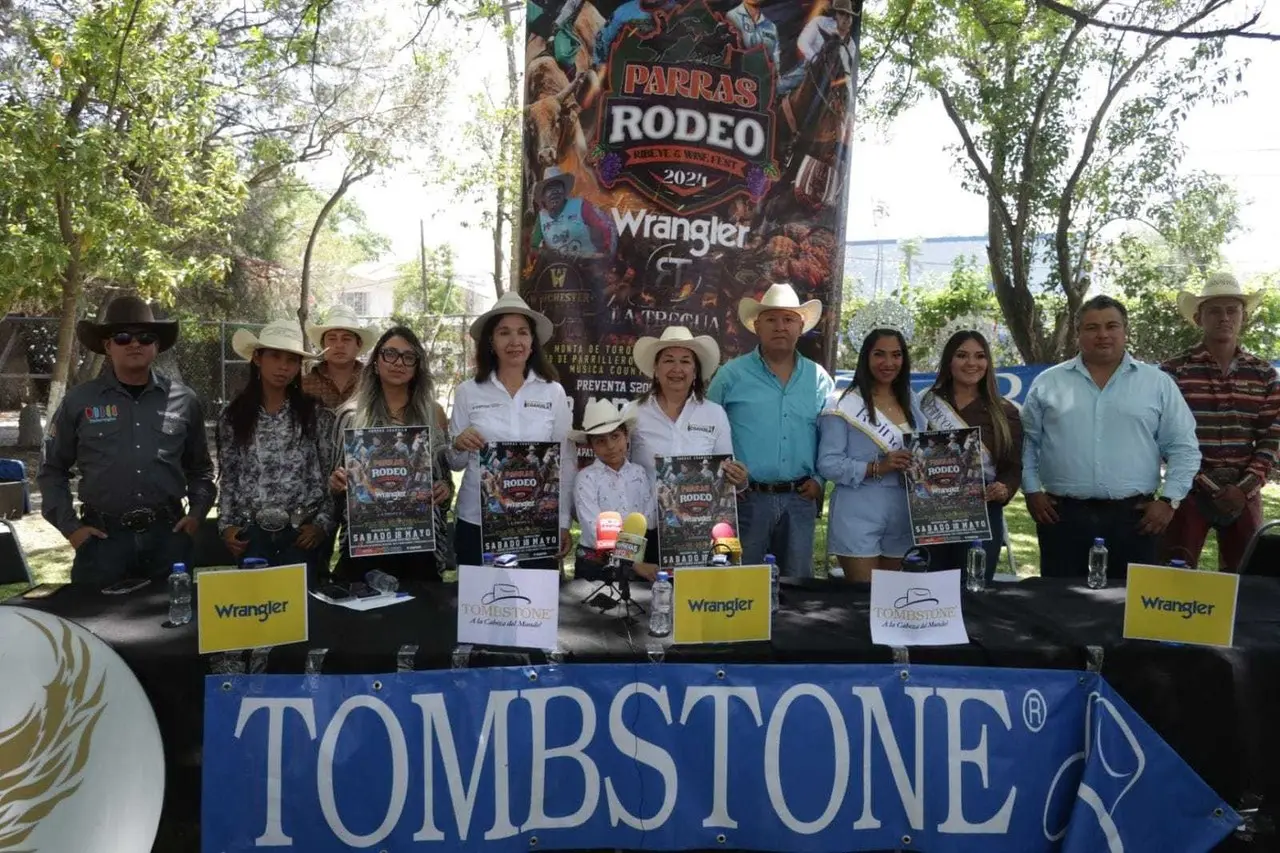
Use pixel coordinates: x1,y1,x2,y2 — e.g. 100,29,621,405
1161,273,1280,571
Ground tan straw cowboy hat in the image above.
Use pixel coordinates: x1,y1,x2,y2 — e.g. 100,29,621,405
1177,273,1264,325
570,399,638,443
75,296,179,355
633,326,721,382
305,304,378,355
738,283,823,335
469,291,555,344
232,319,325,362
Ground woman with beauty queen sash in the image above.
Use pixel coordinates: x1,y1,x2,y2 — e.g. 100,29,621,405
818,328,924,583
918,330,1023,581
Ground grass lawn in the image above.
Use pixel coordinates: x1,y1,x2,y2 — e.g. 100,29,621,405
4,484,1277,601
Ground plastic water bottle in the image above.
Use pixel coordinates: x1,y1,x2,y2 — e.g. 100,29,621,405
904,553,927,572
765,553,779,615
1169,559,1188,569
242,557,268,569
1087,538,1108,589
481,552,495,566
168,563,192,626
365,570,399,594
649,571,673,638
966,541,986,592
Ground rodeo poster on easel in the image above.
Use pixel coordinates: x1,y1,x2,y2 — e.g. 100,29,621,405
521,0,862,424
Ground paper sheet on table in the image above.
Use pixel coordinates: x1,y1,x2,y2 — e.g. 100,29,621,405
310,591,415,611
870,568,969,647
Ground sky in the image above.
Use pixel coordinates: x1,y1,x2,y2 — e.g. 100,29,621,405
326,6,1280,288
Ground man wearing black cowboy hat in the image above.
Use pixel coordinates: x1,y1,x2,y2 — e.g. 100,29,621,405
38,295,216,584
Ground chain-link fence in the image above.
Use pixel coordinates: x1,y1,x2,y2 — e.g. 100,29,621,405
0,314,483,416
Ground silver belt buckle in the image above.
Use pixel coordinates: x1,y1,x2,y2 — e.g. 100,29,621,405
255,507,290,533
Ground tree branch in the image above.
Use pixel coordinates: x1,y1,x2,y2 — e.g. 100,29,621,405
1037,0,1278,41
932,84,1016,238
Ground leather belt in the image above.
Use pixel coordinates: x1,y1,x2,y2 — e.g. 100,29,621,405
747,478,810,494
1053,494,1152,508
83,505,177,532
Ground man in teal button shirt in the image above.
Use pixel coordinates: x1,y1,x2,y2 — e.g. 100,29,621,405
708,284,833,577
1021,295,1200,580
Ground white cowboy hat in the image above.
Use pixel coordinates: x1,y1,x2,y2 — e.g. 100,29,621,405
570,398,638,443
305,304,378,355
231,319,325,362
469,291,555,344
532,166,575,200
1177,273,1264,325
738,283,823,335
633,326,721,382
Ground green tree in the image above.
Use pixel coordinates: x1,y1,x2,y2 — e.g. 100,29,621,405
426,0,523,298
1101,172,1242,362
0,0,247,415
867,0,1245,363
392,245,467,320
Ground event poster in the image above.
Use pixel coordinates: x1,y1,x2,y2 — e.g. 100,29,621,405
521,0,862,425
656,453,738,567
343,426,435,557
904,427,991,546
480,441,562,559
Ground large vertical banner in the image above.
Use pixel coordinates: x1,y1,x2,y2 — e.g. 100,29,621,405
522,0,861,424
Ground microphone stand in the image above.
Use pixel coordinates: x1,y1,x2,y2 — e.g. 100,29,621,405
581,551,646,622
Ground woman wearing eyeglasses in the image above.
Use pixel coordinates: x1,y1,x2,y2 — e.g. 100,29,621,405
218,321,333,583
448,293,574,569
327,326,455,582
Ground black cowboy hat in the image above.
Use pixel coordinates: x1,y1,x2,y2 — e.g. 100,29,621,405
75,296,179,355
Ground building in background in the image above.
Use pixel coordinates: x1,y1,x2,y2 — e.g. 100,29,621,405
338,261,497,321
842,235,1055,299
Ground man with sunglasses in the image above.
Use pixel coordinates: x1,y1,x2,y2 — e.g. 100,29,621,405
38,296,216,584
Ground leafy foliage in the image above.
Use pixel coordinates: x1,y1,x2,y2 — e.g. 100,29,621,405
865,0,1248,362
0,0,246,310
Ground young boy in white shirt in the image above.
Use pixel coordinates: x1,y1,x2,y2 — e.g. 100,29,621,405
571,400,658,583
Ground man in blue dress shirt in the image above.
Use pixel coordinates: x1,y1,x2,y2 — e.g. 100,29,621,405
708,284,833,577
1021,295,1201,580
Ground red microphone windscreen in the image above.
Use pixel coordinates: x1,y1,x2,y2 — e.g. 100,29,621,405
595,511,622,550
711,522,736,540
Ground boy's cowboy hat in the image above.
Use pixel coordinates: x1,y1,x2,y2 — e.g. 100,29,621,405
570,399,638,443
738,283,823,335
305,304,378,355
75,296,179,355
469,291,555,344
1177,273,1263,325
633,326,721,382
232,319,325,362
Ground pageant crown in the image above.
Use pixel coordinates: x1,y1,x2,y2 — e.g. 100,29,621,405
846,299,916,353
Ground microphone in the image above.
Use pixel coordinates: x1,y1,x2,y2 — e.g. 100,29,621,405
595,511,622,552
710,522,741,565
608,512,649,602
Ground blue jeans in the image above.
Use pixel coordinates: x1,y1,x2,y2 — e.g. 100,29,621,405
239,525,324,585
928,502,1006,582
71,522,193,585
736,491,818,578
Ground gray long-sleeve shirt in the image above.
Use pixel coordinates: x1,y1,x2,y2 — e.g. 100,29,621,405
38,368,216,536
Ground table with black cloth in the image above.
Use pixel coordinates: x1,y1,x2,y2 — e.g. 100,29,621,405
8,576,1280,852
